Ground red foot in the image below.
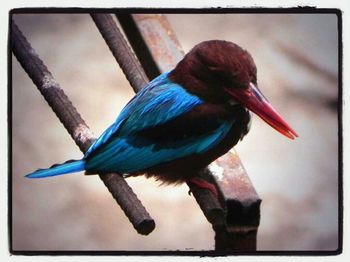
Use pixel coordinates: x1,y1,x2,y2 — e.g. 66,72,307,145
188,178,218,198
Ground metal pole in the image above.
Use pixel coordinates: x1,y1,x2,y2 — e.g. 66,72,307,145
11,20,155,235
90,14,148,92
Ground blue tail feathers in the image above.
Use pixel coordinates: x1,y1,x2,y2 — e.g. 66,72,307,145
25,159,86,179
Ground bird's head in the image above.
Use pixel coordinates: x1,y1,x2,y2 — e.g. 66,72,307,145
170,40,298,139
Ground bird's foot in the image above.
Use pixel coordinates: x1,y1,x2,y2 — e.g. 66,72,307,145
188,178,218,198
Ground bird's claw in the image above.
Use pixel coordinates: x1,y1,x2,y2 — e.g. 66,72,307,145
188,178,219,198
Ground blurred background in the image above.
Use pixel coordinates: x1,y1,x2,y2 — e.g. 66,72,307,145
11,13,339,251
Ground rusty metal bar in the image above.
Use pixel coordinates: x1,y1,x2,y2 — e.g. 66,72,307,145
116,14,161,80
118,14,261,250
117,14,183,78
11,20,155,235
90,14,148,92
211,151,260,251
212,151,261,229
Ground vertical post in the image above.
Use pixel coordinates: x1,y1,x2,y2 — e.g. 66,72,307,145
211,151,261,251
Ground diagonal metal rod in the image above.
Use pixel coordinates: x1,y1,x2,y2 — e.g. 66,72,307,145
91,14,148,93
92,13,225,226
11,20,155,235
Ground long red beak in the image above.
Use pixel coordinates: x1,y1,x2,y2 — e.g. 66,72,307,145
226,83,298,139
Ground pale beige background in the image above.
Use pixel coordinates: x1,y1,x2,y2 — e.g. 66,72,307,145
12,13,339,251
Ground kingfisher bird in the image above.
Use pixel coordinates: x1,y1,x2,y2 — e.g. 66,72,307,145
26,40,297,196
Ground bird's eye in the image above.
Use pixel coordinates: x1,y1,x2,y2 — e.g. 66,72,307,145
207,65,220,72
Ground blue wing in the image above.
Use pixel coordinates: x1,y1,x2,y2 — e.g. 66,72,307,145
85,121,233,173
84,71,234,174
84,71,203,158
